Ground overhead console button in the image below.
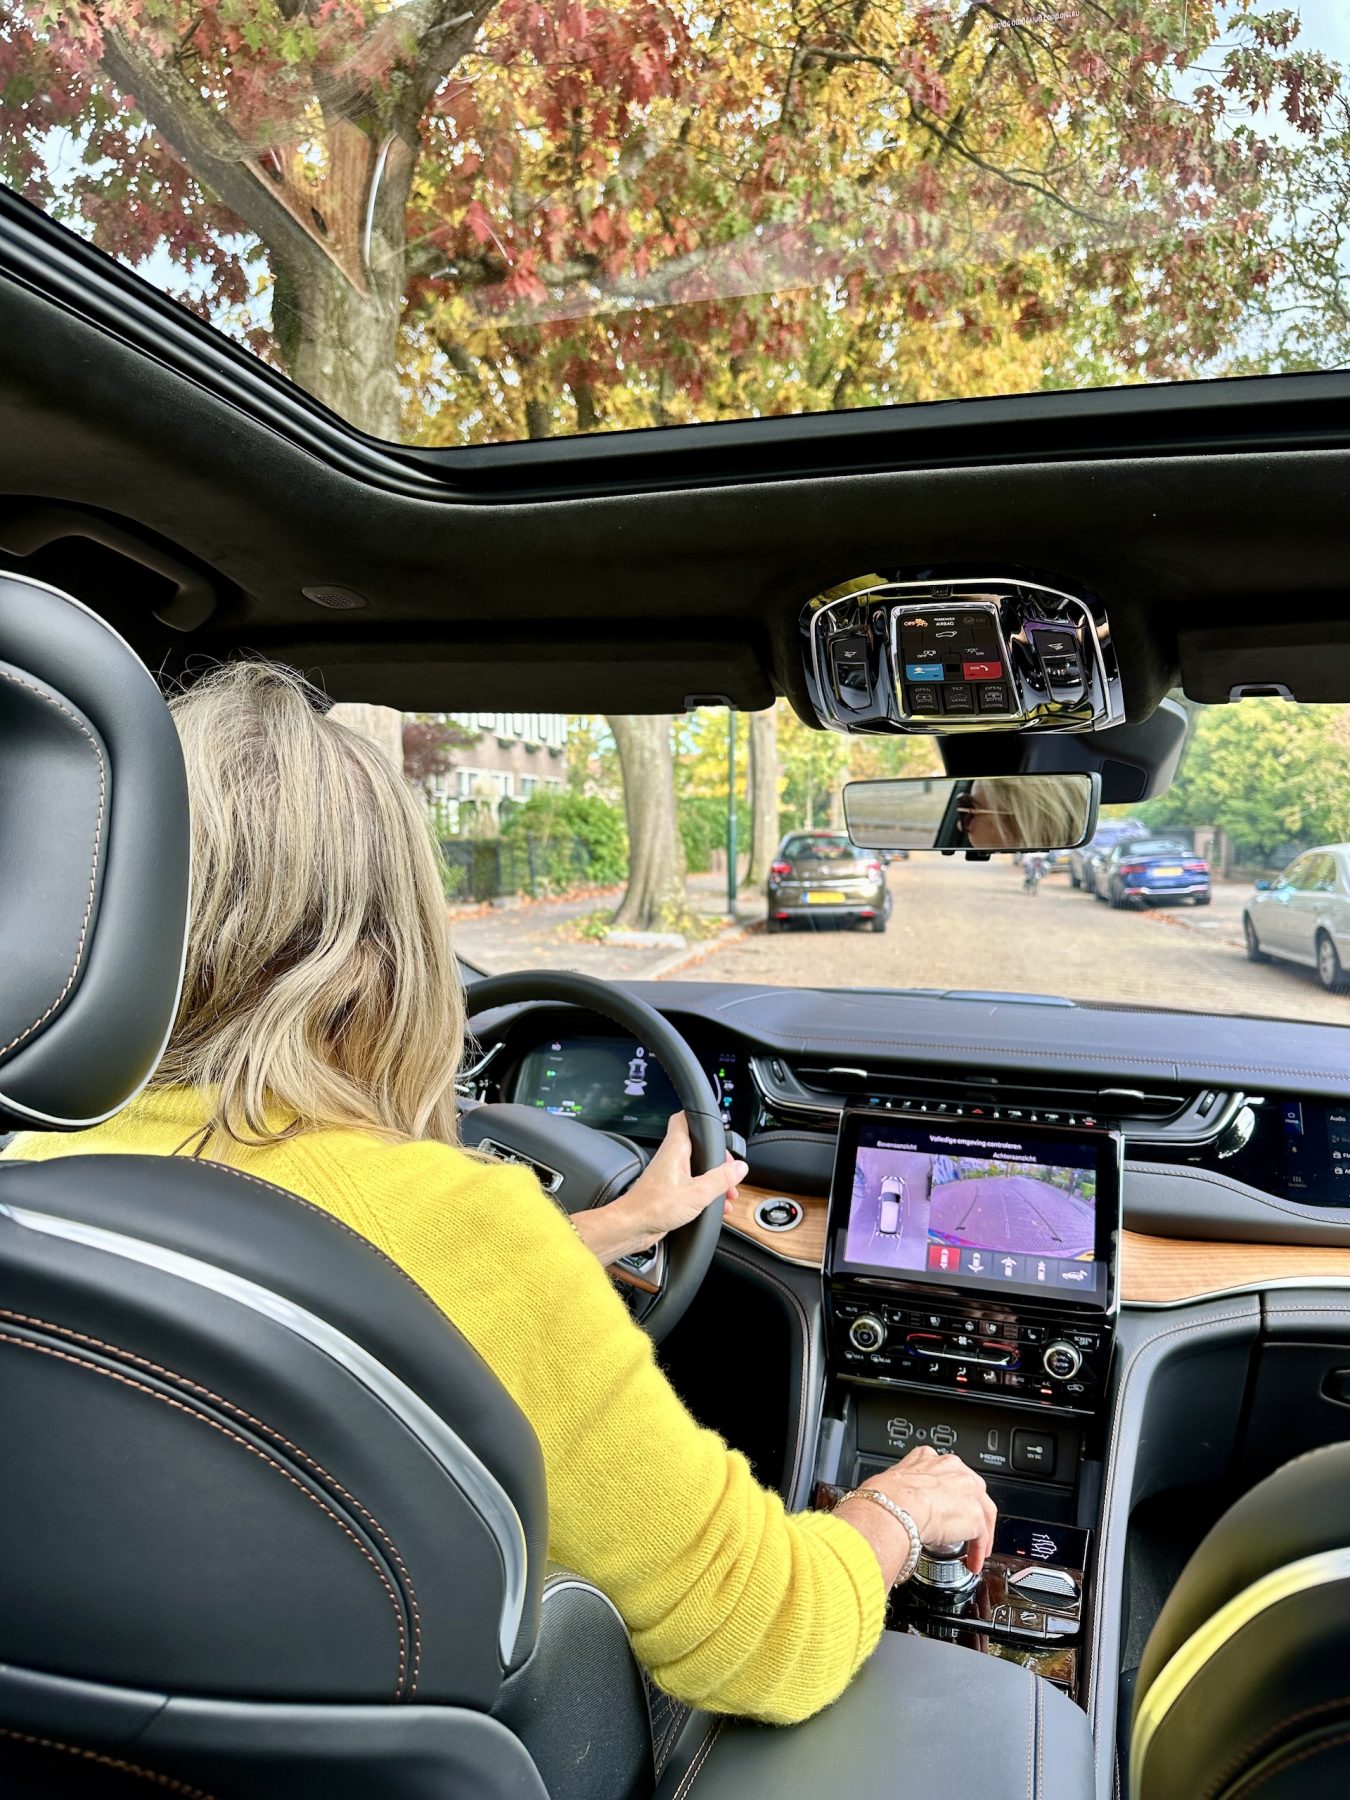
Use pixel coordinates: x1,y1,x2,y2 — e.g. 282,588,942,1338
802,575,1124,736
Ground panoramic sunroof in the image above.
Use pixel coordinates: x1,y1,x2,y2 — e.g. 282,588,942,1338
3,1,1348,449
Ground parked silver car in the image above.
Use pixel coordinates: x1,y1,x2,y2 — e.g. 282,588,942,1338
1244,846,1350,993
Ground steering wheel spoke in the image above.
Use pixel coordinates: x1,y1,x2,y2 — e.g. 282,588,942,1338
464,970,726,1342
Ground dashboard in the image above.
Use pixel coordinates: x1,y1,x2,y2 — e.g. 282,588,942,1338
470,981,1350,1224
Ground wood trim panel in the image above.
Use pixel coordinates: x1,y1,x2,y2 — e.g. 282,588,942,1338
1119,1230,1350,1304
724,1182,828,1266
723,1183,1350,1300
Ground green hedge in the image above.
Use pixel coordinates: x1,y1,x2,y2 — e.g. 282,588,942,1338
679,794,728,873
500,792,628,890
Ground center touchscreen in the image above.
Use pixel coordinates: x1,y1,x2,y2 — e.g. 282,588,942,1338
830,1112,1120,1308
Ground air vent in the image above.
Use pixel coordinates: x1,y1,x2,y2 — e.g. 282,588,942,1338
752,1056,1237,1147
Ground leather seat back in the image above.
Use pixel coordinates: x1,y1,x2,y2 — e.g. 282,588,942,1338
1131,1442,1350,1798
0,574,652,1799
0,573,189,1132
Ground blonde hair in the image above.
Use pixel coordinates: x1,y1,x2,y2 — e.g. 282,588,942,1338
970,775,1091,850
157,661,464,1146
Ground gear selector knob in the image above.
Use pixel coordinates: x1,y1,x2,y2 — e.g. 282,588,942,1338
913,1539,979,1596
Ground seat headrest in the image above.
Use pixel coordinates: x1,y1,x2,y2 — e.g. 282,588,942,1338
0,572,189,1130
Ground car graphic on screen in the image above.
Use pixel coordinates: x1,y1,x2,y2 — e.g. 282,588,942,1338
877,1176,905,1235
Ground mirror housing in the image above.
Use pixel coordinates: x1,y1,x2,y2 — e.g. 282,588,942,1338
843,772,1100,854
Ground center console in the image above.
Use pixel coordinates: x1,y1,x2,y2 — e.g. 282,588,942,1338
815,1108,1123,1701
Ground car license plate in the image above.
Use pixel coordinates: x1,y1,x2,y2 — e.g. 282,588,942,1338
1153,865,1183,877
806,889,847,904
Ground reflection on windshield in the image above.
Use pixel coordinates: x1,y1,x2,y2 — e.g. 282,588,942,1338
440,696,1350,1027
7,3,1350,444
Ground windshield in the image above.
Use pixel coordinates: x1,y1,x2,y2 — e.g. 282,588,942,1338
5,2,1350,445
438,696,1350,1024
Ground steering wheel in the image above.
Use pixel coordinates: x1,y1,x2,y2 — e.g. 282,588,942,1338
461,971,730,1343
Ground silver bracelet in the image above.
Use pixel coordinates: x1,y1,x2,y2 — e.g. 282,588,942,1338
845,1487,923,1586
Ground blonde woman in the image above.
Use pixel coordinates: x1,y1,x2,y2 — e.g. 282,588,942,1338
1,663,993,1725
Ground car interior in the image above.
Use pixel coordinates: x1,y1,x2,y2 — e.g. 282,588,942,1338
5,7,1350,1795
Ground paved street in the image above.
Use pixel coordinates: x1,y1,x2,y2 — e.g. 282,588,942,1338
670,858,1350,1025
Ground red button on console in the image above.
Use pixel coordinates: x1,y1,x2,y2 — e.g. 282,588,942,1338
963,660,1004,681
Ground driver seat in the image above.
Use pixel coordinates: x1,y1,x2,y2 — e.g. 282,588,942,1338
0,573,665,1798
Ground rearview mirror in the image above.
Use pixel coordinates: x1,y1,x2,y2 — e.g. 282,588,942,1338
842,773,1100,853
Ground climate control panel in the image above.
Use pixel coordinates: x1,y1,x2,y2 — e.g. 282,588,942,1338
828,1288,1110,1414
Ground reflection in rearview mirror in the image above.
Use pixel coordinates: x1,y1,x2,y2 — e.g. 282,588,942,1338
843,773,1100,854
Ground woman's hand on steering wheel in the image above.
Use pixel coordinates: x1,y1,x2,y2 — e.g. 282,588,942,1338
571,1112,748,1267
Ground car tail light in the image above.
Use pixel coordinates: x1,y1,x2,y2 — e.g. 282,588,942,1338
866,861,882,878
1185,861,1209,873
1118,861,1146,876
769,861,792,878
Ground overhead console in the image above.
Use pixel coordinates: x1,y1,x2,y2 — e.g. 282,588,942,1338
801,573,1124,735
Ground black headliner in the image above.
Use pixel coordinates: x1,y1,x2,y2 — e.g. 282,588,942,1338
2,195,1349,716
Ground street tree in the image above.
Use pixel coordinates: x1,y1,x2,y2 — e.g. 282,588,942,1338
3,2,1342,922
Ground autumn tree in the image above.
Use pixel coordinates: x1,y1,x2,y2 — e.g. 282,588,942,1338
1141,700,1350,861
3,1,1343,922
402,713,480,794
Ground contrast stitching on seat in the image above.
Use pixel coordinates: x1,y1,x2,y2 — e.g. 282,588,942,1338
1228,1726,1350,1798
0,1331,410,1698
671,1721,723,1798
1204,1695,1350,1800
1035,1669,1045,1799
194,1160,441,1308
0,669,106,1059
0,1728,214,1797
653,1701,690,1779
1026,1669,1035,1800
0,1306,422,1694
715,1245,810,1495
1088,1308,1259,1737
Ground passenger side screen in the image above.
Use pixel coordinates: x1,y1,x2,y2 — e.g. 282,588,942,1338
829,1112,1121,1309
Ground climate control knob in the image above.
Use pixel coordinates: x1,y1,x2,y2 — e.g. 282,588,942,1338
1042,1340,1083,1381
848,1314,887,1354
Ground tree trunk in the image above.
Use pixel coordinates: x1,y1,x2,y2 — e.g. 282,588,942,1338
745,706,780,884
607,715,687,930
280,254,408,763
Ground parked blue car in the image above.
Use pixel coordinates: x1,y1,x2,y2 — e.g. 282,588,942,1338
1093,838,1211,908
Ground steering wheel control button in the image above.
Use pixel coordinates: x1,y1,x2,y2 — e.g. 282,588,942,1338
1042,1341,1083,1381
754,1197,804,1232
848,1315,887,1354
1010,1429,1057,1478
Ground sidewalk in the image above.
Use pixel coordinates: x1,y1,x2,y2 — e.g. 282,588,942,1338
451,867,765,980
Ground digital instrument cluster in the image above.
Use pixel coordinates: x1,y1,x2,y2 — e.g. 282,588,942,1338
511,1034,744,1141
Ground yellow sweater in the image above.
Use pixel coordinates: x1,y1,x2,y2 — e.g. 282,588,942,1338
4,1087,885,1723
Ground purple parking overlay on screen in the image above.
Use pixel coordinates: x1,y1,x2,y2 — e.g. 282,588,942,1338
843,1119,1100,1291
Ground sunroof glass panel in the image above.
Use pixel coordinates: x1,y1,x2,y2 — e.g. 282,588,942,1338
5,1,1349,446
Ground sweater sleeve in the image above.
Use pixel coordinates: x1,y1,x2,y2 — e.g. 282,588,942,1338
349,1143,888,1725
